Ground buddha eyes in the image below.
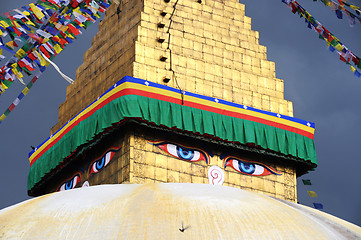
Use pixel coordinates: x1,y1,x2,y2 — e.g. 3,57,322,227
224,157,282,176
89,151,115,174
58,174,81,191
151,141,280,177
151,142,210,164
89,146,122,175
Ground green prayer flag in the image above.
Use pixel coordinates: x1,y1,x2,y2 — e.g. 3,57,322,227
302,179,312,185
3,80,13,88
83,21,92,29
357,59,361,69
330,39,338,47
27,81,33,89
4,109,10,116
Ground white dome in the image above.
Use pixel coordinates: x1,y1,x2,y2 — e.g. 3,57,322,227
0,183,360,239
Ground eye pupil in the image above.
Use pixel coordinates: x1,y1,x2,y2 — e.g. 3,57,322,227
177,146,194,160
65,180,73,190
96,157,105,170
239,162,255,174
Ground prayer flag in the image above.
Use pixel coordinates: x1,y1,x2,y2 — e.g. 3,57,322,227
22,87,30,95
313,203,323,210
329,45,335,52
335,9,343,19
307,191,318,198
29,3,45,21
53,44,63,54
355,70,361,78
348,15,356,27
302,179,312,185
335,43,344,52
8,103,15,111
339,55,346,62
351,65,356,73
15,48,26,59
35,51,47,66
350,5,359,11
67,24,80,36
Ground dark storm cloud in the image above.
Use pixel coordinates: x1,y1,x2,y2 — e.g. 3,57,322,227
0,0,360,226
243,0,361,226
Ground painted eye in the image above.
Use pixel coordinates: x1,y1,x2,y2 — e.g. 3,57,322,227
58,175,81,191
90,151,115,174
225,158,281,176
151,142,210,164
88,145,121,176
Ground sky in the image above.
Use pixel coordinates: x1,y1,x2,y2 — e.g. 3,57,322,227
0,0,360,227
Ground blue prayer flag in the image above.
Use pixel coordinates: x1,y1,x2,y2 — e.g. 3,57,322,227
355,70,361,78
335,9,343,19
313,203,324,210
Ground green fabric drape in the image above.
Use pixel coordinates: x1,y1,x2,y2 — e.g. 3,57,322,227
28,95,317,190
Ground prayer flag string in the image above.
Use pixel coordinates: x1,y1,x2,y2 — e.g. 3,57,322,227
0,0,112,95
0,0,112,125
312,0,361,27
282,0,361,78
301,178,324,210
0,70,43,125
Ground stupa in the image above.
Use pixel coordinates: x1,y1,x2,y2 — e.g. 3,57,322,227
27,0,316,200
2,0,359,239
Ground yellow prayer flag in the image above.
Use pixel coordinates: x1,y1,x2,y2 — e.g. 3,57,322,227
53,44,63,54
61,25,68,32
61,7,70,16
307,191,318,198
335,44,344,52
0,114,6,121
351,65,356,73
13,21,21,28
350,5,359,10
74,7,82,15
0,82,8,91
29,3,45,20
0,21,10,28
25,19,36,27
67,33,75,39
22,87,30,95
15,49,27,59
6,41,15,50
11,64,24,79
35,51,48,66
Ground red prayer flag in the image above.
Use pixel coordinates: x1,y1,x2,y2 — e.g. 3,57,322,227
9,103,15,112
39,45,50,58
339,55,346,62
59,38,68,48
52,36,60,42
291,2,298,13
352,56,360,65
28,33,43,43
13,27,22,37
67,24,80,36
18,59,35,72
28,52,37,61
